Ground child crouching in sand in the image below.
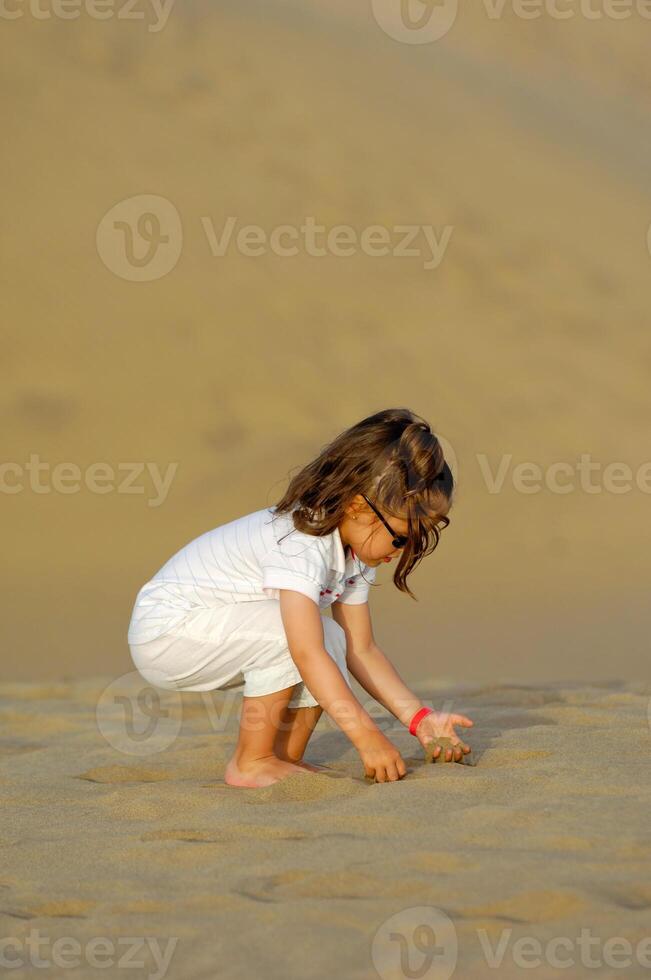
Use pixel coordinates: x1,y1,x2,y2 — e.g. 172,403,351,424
127,408,473,786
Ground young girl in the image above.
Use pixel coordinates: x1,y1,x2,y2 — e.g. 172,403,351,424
127,407,473,787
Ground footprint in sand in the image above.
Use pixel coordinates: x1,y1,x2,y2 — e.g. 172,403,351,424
139,827,339,845
77,765,174,783
0,900,94,920
235,869,431,903
0,740,46,756
141,829,223,843
600,883,651,910
454,888,589,923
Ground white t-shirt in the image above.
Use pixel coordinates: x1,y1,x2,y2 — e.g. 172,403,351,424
127,505,378,645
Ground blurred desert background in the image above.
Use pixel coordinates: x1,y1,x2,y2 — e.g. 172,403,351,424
2,0,650,684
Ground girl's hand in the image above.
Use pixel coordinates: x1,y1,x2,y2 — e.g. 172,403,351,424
415,709,474,763
358,733,408,783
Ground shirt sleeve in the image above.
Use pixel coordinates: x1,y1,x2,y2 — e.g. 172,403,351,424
260,539,328,605
335,563,378,605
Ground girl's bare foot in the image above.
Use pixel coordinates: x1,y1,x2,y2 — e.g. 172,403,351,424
224,753,314,788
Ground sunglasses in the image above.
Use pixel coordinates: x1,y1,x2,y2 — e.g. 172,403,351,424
361,493,409,548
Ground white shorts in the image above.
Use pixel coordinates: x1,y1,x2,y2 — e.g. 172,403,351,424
128,599,351,710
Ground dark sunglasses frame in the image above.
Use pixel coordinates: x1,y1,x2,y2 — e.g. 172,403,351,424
361,493,408,548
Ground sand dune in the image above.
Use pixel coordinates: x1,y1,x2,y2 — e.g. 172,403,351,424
2,6,649,977
1,675,649,977
1,0,650,683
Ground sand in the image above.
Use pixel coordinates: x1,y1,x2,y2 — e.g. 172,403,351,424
3,5,650,971
1,674,650,979
1,1,651,686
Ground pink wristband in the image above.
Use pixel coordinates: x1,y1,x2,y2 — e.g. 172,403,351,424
409,706,433,736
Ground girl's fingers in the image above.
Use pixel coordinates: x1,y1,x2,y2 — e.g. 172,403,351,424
452,714,474,727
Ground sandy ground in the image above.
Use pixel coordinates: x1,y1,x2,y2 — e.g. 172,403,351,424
1,673,650,979
1,0,650,685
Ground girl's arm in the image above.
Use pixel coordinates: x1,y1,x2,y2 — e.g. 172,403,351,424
278,591,392,751
279,590,409,783
344,639,425,729
332,601,473,760
331,600,420,726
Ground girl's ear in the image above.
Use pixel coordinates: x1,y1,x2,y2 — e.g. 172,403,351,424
348,494,367,520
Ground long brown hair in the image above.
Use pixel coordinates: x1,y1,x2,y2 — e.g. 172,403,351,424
272,408,454,600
